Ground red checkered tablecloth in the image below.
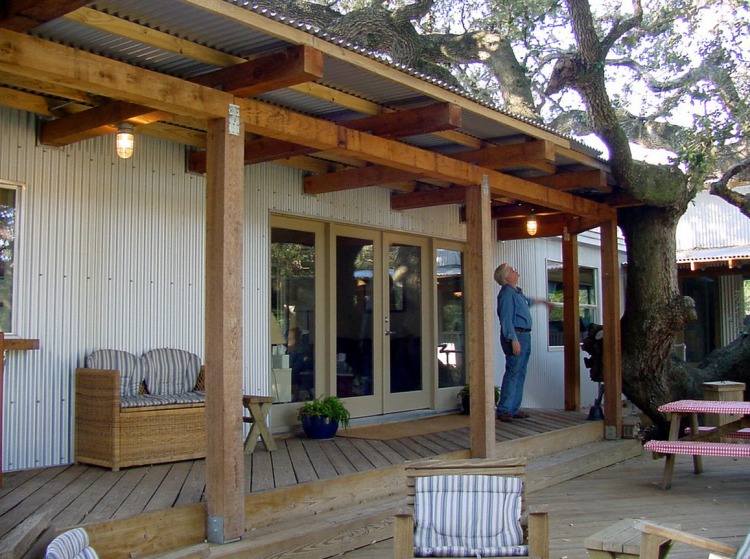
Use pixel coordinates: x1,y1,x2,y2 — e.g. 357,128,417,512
645,440,750,457
658,399,750,415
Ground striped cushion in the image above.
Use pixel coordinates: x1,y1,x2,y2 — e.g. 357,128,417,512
86,349,142,397
737,531,750,559
45,528,98,559
142,348,201,396
121,392,205,408
413,475,527,557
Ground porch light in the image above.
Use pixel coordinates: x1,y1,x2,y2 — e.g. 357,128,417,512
115,123,135,159
526,214,538,236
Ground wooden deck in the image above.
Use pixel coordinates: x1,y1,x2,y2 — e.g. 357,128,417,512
0,410,587,538
343,448,750,559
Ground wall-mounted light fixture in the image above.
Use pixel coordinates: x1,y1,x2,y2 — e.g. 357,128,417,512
526,213,538,236
115,123,135,159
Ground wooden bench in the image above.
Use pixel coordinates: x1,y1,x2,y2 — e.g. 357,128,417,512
644,440,750,458
584,518,678,559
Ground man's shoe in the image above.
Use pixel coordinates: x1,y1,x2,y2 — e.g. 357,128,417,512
497,412,514,423
513,411,530,419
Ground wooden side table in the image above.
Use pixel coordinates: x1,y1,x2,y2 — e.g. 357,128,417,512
242,395,276,453
585,519,678,559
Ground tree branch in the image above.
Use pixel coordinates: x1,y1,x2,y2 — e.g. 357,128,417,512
710,157,750,219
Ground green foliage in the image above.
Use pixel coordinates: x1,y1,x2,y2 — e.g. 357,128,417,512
458,384,501,404
297,395,351,427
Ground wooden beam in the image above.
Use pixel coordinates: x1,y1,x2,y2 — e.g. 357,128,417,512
600,219,623,439
0,86,53,115
40,102,170,147
341,102,462,139
465,180,496,459
450,140,556,171
189,137,315,173
204,113,245,543
490,203,560,220
495,214,601,240
0,29,233,119
391,187,466,210
562,235,580,411
190,45,323,97
531,170,611,193
229,94,613,218
0,0,89,32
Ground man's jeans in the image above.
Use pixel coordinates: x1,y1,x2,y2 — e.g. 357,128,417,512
497,331,531,415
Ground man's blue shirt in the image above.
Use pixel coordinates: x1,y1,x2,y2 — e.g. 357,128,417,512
497,284,534,343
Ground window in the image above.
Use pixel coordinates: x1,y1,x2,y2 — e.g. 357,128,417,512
0,182,18,333
547,260,598,347
271,227,317,403
436,248,465,388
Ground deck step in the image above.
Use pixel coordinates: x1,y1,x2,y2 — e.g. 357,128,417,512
193,438,643,559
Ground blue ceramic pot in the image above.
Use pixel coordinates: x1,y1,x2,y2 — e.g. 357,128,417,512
301,415,339,439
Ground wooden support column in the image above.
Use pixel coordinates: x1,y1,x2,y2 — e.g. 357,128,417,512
0,333,40,487
600,219,622,439
205,107,245,543
562,232,580,411
465,178,496,458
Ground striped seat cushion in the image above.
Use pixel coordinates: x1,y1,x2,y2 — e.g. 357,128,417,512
86,349,142,397
121,392,206,408
413,475,527,557
142,348,201,396
45,527,98,559
738,531,750,559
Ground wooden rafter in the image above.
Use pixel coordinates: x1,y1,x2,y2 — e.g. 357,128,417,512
496,213,602,240
450,140,556,173
391,187,467,210
530,169,611,192
39,45,323,147
0,0,89,32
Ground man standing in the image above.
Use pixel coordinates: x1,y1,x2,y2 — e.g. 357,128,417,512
494,263,550,423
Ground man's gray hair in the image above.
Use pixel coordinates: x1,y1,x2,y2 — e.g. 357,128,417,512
494,263,511,286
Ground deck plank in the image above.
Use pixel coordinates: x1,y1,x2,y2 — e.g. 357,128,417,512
144,461,193,513
112,464,170,519
331,438,376,473
286,438,317,483
301,440,339,480
344,438,393,469
52,469,125,526
85,467,149,523
249,449,275,493
269,443,298,488
174,459,205,507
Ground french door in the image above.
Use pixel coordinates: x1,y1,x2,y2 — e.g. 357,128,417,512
332,226,430,416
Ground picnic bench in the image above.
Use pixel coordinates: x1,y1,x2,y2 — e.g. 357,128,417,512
644,399,750,489
584,518,679,559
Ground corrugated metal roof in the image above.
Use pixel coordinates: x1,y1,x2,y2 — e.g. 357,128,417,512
29,0,605,161
677,246,750,263
677,186,750,256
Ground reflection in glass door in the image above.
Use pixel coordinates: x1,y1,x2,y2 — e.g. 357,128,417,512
335,235,375,400
387,243,422,393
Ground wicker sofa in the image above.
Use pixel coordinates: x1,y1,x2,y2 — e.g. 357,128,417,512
74,348,206,471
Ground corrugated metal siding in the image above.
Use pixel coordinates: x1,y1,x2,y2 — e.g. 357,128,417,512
719,275,744,345
493,233,621,411
677,187,750,251
0,105,468,470
0,106,205,470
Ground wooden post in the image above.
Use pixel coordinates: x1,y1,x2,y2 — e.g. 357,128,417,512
0,333,40,487
205,107,245,543
600,219,622,439
562,232,580,411
464,178,496,458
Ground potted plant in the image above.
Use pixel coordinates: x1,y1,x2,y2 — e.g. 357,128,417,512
458,384,501,414
297,395,351,439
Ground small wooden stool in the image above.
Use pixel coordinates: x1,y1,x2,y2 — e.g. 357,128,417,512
585,519,678,559
242,395,276,453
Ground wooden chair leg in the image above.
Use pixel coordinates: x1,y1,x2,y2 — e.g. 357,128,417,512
393,513,414,559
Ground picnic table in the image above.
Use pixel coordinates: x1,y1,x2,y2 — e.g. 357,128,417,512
644,399,750,489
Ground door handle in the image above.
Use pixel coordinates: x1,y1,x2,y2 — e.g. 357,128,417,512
385,329,398,336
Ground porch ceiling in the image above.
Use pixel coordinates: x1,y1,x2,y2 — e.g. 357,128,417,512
0,0,625,236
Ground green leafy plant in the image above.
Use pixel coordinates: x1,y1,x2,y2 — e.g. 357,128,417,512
297,395,350,428
458,384,501,404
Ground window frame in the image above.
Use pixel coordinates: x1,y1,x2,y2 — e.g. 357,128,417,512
546,259,599,348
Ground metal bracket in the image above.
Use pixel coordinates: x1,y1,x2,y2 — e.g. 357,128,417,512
228,104,241,136
207,516,241,544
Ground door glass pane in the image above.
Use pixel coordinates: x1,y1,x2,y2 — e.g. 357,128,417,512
436,249,465,388
0,186,16,333
389,243,422,393
271,228,316,403
336,236,374,398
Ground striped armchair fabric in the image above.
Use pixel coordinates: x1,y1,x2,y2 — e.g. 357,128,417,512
394,458,549,559
142,348,202,396
413,475,527,557
86,349,142,397
45,527,98,559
